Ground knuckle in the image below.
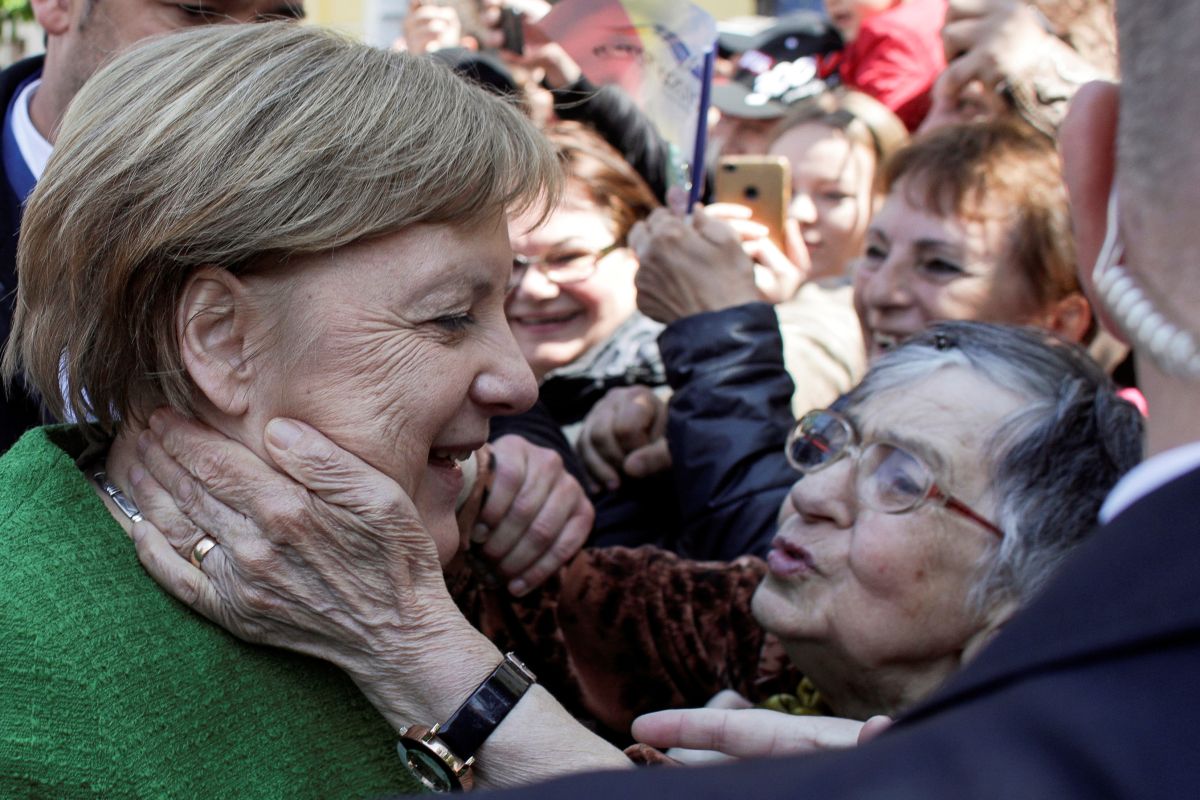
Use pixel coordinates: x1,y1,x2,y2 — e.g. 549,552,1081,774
535,448,563,471
508,495,540,523
189,443,231,489
256,490,310,539
524,521,559,549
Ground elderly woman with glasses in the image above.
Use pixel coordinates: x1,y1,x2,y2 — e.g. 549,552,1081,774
130,321,1140,784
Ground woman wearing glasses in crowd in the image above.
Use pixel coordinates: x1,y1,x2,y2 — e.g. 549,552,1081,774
134,322,1140,779
493,122,691,551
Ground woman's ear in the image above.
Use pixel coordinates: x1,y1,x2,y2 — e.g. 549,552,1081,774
1039,291,1093,344
177,268,259,418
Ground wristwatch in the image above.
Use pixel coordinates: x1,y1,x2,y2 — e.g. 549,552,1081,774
397,652,537,791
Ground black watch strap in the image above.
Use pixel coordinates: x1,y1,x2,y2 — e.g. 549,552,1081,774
438,652,537,759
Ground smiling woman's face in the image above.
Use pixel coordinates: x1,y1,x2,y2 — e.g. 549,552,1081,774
506,186,640,381
769,123,876,280
752,367,1024,706
853,175,1043,361
241,217,537,564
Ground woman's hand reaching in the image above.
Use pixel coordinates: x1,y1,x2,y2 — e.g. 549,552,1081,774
632,707,893,761
630,204,808,324
472,435,593,596
576,385,672,490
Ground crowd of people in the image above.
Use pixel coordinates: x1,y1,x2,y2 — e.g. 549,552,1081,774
1,0,1197,798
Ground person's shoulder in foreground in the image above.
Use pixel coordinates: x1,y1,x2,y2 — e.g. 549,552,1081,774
0,427,421,798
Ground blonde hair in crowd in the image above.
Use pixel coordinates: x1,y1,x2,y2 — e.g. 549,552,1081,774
4,22,561,432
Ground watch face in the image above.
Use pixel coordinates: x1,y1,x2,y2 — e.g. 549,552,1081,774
398,742,454,793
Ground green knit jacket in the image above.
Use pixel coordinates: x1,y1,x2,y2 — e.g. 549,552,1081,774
0,427,422,798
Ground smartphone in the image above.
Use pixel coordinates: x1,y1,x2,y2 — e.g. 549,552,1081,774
714,156,792,249
499,7,525,55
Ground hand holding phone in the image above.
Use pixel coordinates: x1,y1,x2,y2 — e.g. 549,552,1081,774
713,156,792,250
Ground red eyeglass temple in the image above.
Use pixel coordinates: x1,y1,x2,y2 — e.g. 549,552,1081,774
928,485,1004,539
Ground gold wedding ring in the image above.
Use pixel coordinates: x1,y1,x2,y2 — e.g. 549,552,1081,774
191,537,218,568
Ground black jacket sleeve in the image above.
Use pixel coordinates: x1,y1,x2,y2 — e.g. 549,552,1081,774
658,303,800,560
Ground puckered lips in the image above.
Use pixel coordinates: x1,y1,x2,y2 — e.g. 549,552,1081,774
767,527,822,579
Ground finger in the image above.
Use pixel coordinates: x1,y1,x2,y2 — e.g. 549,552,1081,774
492,474,580,577
126,460,204,558
745,239,803,302
577,422,622,491
944,0,1005,24
627,220,651,260
782,218,811,281
940,16,990,61
623,439,672,478
703,202,754,220
129,517,222,622
858,715,894,745
135,424,254,551
149,409,289,513
590,395,640,469
692,208,742,248
612,393,656,453
938,51,1002,104
262,418,418,531
504,492,593,595
632,709,863,757
480,451,554,560
722,218,772,242
476,437,529,539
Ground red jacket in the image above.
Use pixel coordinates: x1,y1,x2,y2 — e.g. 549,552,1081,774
819,0,948,130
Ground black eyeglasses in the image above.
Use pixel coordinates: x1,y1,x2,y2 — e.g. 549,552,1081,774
785,409,1004,539
508,241,622,293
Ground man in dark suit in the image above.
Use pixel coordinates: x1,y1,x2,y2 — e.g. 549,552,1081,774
1,0,304,453
478,0,1200,794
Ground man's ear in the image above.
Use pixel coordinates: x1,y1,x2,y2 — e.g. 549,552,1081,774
31,0,71,37
1039,291,1093,344
1060,81,1123,341
177,268,259,418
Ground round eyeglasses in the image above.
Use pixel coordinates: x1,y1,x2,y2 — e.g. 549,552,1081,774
508,241,622,293
785,409,1004,538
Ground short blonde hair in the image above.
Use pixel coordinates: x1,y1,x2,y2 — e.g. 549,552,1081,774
770,90,909,194
5,22,560,432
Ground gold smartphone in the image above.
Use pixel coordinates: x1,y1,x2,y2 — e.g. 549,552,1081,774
714,155,792,249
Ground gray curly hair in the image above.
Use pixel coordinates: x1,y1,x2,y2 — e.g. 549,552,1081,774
843,321,1143,610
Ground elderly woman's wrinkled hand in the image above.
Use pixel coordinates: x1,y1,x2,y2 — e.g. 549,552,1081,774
629,206,763,324
631,708,866,760
127,410,455,681
472,435,592,596
576,385,672,491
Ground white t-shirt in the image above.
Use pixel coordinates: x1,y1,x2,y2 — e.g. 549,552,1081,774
11,77,52,180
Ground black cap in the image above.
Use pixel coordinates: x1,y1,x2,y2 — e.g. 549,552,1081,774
717,11,840,61
713,12,840,120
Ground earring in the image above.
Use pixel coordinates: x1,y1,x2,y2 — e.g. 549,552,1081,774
1093,189,1200,379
